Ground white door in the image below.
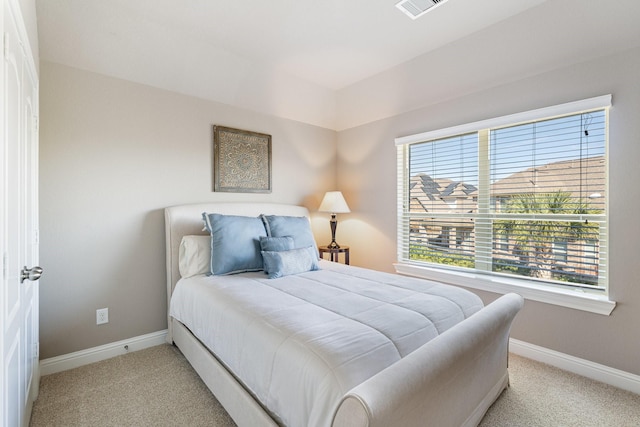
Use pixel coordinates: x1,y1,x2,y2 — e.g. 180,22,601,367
2,0,41,426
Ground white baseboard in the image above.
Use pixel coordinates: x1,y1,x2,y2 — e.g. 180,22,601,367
40,330,168,376
510,338,640,395
39,332,640,396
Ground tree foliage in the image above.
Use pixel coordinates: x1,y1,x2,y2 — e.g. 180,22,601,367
493,191,600,280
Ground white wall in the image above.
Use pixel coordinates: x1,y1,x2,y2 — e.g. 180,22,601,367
39,62,336,358
336,47,640,376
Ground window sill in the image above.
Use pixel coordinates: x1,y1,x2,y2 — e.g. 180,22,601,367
393,262,616,316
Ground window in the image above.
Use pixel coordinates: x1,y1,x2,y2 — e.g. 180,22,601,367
396,96,613,313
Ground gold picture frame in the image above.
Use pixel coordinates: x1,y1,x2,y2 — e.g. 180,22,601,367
213,125,272,193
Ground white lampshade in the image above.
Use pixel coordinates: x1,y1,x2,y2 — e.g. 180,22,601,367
318,191,350,213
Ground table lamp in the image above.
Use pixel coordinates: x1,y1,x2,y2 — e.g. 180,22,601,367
318,191,350,249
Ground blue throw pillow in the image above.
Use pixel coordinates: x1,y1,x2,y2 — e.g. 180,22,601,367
259,236,295,252
261,246,320,279
202,213,267,275
259,236,295,275
260,215,318,258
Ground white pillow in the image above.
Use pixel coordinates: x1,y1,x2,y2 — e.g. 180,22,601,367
178,235,211,278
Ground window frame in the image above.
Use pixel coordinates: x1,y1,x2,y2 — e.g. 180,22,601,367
395,95,615,315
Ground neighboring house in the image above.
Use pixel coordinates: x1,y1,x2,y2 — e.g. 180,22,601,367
409,174,477,249
491,156,606,213
409,156,605,283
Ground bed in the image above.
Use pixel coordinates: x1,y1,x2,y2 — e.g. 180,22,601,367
165,202,523,427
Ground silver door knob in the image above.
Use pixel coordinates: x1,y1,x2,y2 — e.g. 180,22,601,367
21,266,43,283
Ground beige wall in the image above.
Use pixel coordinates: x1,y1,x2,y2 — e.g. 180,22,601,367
336,47,640,376
39,39,640,377
39,62,337,358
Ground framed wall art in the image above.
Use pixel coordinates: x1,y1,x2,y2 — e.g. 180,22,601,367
213,125,272,193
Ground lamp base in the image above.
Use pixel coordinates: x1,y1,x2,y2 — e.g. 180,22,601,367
327,240,341,249
327,214,341,249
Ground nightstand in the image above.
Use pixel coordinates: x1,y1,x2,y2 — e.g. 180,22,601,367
318,246,350,265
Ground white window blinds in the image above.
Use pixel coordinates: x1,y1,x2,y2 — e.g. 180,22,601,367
397,96,610,292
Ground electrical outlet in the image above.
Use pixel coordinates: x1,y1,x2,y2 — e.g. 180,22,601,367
96,308,109,325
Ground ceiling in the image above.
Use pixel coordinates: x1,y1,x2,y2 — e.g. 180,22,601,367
36,0,640,129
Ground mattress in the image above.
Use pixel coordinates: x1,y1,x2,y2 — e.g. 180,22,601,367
169,260,484,427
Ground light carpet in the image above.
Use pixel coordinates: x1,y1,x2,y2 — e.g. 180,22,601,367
30,344,640,426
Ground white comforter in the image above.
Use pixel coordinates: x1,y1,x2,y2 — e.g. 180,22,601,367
169,260,483,427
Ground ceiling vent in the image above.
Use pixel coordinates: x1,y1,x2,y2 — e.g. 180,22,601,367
395,0,449,20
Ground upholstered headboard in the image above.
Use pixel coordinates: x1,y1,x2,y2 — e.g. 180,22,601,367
164,203,310,340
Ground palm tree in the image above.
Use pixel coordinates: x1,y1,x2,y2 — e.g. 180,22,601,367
494,191,600,281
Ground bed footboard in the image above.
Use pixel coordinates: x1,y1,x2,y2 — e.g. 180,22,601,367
332,293,524,427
